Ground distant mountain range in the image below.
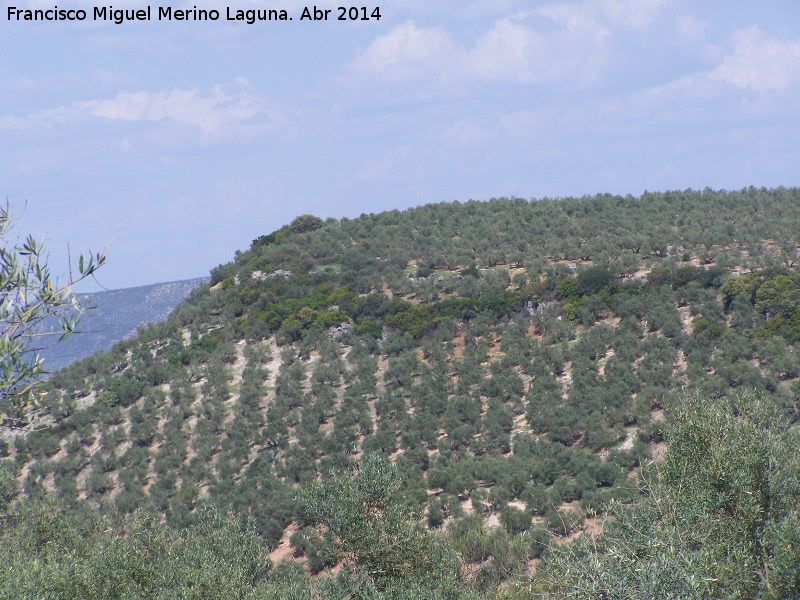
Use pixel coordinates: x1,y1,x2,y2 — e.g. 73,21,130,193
38,277,208,372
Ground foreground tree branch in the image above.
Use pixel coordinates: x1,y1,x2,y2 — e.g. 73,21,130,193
0,201,106,430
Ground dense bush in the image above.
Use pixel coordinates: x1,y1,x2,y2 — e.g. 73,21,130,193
0,503,272,599
530,391,800,599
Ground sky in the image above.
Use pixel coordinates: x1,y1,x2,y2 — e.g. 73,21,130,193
2,0,800,291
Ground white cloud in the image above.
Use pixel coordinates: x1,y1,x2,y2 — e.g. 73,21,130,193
470,18,550,84
0,105,81,132
593,25,800,129
349,21,465,85
709,27,800,92
473,5,613,85
622,26,800,113
595,0,667,31
347,8,614,93
78,79,272,136
535,2,602,33
0,80,287,141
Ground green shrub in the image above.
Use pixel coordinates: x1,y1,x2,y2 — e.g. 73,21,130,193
532,391,800,599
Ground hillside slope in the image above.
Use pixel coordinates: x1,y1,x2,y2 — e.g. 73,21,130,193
4,187,800,583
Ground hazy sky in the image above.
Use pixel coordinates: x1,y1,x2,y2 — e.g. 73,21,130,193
3,0,800,290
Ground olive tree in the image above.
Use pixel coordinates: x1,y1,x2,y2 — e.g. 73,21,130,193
297,454,470,598
1,203,105,429
0,502,272,599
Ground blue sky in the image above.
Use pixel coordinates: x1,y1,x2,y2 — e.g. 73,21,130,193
3,0,800,290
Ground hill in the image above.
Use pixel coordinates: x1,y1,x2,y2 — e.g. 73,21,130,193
3,187,800,595
37,277,208,372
